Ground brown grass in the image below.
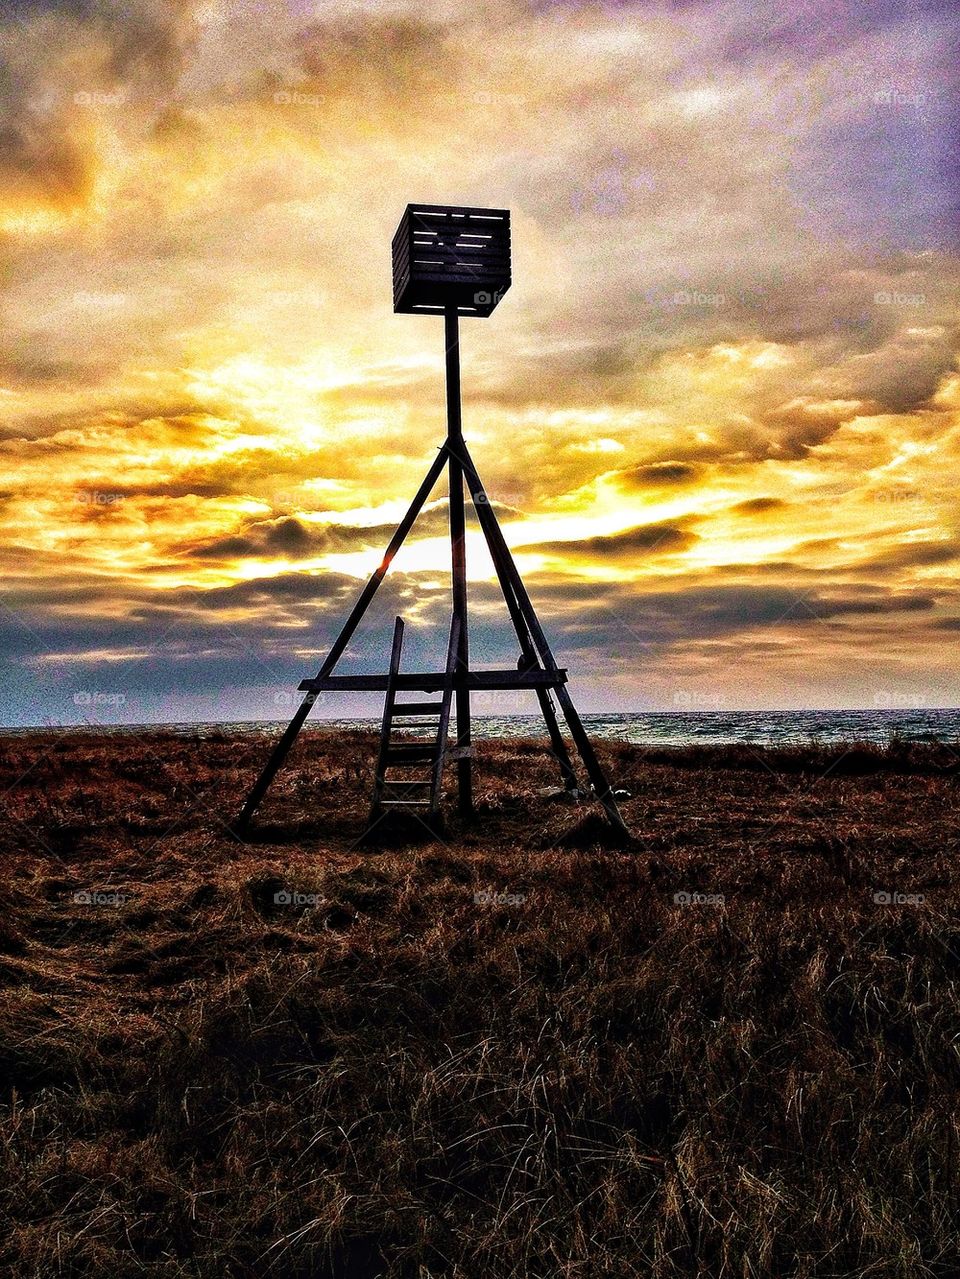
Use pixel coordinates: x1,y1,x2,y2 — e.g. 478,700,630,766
1,728,958,1277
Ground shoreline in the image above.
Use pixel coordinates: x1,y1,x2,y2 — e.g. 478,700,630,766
2,726,957,778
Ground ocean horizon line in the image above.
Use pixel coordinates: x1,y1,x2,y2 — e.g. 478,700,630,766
4,707,960,750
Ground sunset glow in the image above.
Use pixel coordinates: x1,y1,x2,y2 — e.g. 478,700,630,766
1,0,957,722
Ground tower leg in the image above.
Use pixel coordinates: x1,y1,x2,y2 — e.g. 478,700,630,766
445,307,473,818
534,685,580,794
235,443,450,829
461,460,579,793
455,439,629,837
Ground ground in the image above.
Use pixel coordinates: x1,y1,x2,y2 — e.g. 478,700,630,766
1,729,959,1277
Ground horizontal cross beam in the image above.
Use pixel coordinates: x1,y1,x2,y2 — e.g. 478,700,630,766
298,668,568,694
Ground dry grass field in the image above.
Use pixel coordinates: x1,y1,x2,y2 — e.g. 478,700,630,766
1,728,959,1277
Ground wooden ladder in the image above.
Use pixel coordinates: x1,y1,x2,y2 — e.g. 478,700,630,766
368,615,465,827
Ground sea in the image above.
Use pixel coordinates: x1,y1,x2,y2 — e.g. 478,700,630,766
16,708,960,749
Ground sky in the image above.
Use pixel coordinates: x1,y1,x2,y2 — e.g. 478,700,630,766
0,0,958,726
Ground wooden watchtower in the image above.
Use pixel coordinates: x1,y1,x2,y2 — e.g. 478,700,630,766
236,203,628,838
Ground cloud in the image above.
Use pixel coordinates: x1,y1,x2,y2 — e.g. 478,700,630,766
525,579,942,658
295,13,461,107
176,500,450,563
518,521,699,561
857,540,960,573
616,461,702,488
0,0,194,217
731,497,789,515
0,0,957,718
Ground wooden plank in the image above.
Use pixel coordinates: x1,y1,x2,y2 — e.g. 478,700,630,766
411,243,511,259
395,278,511,316
407,203,510,220
411,234,510,247
410,266,511,281
410,244,511,258
410,259,510,272
391,214,412,247
407,235,509,252
412,229,505,240
411,266,511,280
298,668,568,692
409,279,511,295
391,701,443,717
392,236,411,272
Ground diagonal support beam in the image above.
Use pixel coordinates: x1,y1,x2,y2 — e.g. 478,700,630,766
452,438,629,837
458,451,579,794
235,444,450,828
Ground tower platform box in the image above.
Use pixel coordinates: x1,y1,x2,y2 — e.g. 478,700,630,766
392,203,511,317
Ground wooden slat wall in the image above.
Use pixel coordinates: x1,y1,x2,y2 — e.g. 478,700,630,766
392,204,511,313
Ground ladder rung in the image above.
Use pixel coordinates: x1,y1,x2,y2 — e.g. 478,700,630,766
381,799,433,809
391,701,443,717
